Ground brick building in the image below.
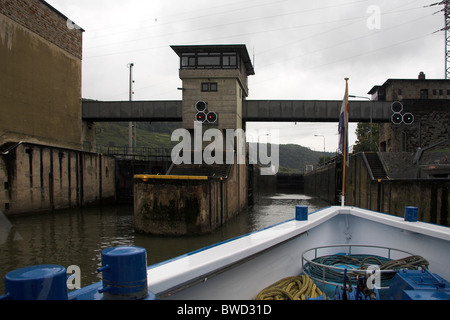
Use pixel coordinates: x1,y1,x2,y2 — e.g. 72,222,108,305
0,0,94,150
0,1,114,215
368,72,450,153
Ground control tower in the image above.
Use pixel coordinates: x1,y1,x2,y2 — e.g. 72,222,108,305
134,45,256,235
171,44,255,131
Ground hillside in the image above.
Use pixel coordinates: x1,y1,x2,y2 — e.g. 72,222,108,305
95,122,181,149
95,122,333,173
278,144,332,173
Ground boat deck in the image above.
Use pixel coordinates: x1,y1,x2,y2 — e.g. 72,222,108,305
67,205,450,300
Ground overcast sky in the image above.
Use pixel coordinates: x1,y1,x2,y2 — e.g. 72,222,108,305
47,0,444,152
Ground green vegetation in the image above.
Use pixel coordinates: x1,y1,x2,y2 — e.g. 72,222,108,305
96,122,181,149
278,144,333,173
95,123,334,173
353,122,379,153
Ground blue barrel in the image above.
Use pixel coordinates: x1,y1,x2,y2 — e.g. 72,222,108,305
3,265,68,300
295,206,308,221
404,206,418,222
97,246,148,300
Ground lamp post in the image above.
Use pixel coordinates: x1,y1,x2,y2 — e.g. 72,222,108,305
349,95,373,151
127,63,134,154
314,135,325,166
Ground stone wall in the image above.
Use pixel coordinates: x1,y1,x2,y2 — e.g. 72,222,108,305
1,0,83,59
0,142,115,214
345,153,449,226
304,162,338,205
304,152,449,226
134,164,248,235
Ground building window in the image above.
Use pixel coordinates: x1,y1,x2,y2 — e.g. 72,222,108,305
398,89,402,95
433,89,437,95
222,53,238,68
447,89,450,95
197,52,221,67
420,89,428,99
439,89,443,95
180,52,239,70
181,53,196,67
201,82,218,92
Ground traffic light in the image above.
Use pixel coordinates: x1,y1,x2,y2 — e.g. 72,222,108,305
391,113,403,125
196,111,206,122
403,112,414,125
195,101,207,112
206,111,217,123
390,101,413,125
391,101,403,113
194,101,217,124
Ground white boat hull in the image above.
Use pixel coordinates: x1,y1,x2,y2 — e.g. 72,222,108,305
146,206,450,300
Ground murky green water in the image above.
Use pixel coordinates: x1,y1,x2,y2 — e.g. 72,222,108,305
0,191,329,294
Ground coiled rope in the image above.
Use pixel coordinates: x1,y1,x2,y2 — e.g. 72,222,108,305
255,275,326,300
303,254,429,288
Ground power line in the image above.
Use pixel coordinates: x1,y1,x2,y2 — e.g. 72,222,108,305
83,0,370,51
83,0,288,40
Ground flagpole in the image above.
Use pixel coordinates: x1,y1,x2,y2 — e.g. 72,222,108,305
342,78,349,207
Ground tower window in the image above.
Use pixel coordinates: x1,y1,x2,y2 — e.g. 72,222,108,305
201,82,218,92
420,89,428,99
197,53,221,67
180,52,239,70
181,53,196,67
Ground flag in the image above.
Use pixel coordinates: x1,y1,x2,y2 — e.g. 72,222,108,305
338,80,349,166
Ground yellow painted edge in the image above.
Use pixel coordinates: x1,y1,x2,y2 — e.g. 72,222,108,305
134,174,208,181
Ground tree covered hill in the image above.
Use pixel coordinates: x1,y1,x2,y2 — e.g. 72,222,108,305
95,122,334,173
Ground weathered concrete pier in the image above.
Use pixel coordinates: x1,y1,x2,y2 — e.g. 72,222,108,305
133,45,255,235
134,161,253,235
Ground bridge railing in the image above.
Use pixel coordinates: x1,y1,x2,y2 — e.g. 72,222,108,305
97,146,173,161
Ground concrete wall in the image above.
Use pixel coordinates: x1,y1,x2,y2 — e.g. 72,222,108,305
0,142,115,214
304,153,449,226
345,153,449,226
134,163,248,235
304,162,338,205
0,0,88,150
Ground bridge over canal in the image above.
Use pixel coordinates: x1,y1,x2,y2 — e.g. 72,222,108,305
82,99,393,123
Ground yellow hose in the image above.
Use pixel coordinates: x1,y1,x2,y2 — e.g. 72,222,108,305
255,275,327,300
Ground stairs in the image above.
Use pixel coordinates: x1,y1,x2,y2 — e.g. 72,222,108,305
364,153,388,180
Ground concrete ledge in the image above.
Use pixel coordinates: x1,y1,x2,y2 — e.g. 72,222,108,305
134,174,208,181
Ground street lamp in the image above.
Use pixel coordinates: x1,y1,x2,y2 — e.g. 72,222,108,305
314,134,325,166
127,63,135,154
349,95,373,151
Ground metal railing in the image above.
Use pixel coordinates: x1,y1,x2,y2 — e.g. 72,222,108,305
97,146,172,161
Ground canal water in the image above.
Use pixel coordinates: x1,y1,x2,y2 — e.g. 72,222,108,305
0,191,329,294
